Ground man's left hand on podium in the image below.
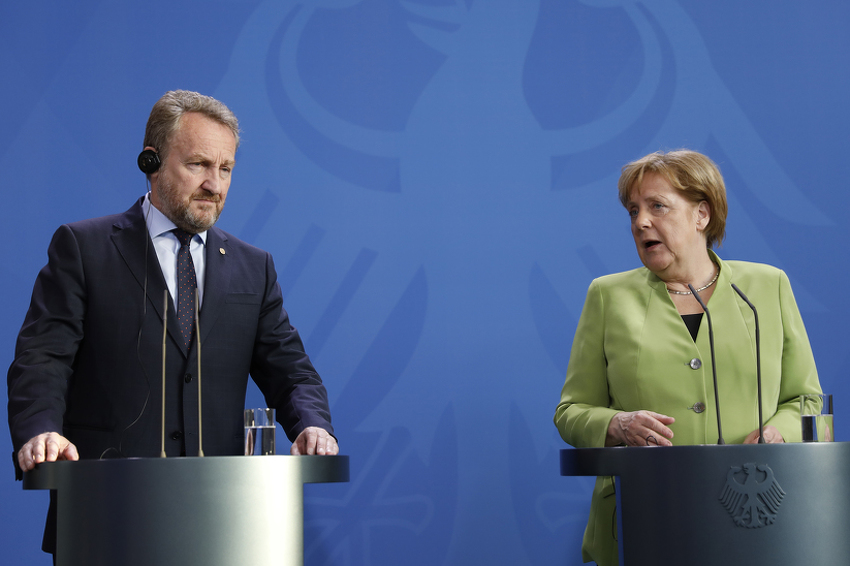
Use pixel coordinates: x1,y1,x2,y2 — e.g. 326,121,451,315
291,427,339,455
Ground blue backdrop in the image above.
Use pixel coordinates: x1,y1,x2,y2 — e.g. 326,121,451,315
3,1,848,564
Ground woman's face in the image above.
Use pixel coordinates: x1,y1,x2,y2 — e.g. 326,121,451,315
627,173,710,280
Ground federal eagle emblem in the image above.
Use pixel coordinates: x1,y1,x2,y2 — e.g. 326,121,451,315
719,463,785,528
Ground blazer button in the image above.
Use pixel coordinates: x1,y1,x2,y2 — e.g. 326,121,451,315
170,431,183,440
688,402,706,413
184,373,193,383
688,358,702,370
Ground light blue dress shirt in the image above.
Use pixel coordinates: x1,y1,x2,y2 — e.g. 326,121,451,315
142,193,207,309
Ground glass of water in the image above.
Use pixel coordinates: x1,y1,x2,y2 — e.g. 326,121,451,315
244,408,276,455
801,394,833,442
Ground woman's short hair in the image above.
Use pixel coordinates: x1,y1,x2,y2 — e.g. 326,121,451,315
618,149,728,248
143,90,240,163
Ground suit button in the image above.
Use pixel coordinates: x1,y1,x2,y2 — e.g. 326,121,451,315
688,358,702,370
184,373,193,383
689,402,706,413
170,431,183,440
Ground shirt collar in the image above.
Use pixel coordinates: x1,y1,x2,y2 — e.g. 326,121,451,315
143,192,208,245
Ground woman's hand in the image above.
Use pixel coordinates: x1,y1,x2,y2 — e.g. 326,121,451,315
606,411,675,447
743,425,784,444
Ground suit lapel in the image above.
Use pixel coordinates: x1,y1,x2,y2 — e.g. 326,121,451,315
111,198,188,356
200,227,231,342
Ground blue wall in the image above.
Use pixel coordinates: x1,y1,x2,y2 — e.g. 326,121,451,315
3,1,848,564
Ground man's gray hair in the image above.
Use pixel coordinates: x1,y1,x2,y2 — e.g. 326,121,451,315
143,90,240,165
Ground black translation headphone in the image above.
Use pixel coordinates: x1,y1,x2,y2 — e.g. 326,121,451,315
137,149,161,174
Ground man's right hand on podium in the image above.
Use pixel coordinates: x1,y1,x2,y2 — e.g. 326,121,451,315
18,432,79,472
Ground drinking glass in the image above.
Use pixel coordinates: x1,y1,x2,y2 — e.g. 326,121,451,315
244,408,276,455
801,394,833,442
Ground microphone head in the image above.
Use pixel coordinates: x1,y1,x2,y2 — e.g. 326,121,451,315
688,283,709,311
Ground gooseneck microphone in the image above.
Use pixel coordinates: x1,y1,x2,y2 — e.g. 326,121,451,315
689,283,726,445
161,290,168,458
195,289,204,457
731,283,765,444
159,287,205,457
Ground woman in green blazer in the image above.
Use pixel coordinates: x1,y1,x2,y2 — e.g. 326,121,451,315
553,150,821,566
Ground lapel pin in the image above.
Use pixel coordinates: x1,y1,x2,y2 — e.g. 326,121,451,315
220,248,226,255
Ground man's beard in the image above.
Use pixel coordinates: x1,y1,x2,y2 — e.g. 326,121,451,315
156,172,223,233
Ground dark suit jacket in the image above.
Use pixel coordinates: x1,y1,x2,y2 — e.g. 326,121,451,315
7,198,334,548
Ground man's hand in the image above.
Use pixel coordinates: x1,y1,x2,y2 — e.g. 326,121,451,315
17,432,79,472
290,426,338,455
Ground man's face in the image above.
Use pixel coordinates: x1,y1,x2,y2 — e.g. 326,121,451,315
150,112,237,233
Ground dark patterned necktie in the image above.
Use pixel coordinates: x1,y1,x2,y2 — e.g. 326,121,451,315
173,229,198,350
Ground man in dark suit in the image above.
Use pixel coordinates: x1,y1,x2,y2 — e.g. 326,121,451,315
7,90,337,553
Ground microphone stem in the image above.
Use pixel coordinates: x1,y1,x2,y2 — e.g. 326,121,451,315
689,284,725,445
732,283,764,443
161,290,168,458
195,289,204,457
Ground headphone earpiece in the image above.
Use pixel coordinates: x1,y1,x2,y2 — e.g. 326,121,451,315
137,149,161,174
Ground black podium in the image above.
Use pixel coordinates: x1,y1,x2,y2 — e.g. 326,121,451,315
24,455,349,566
561,443,850,565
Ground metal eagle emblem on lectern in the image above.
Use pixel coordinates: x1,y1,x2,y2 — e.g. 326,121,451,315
719,463,785,528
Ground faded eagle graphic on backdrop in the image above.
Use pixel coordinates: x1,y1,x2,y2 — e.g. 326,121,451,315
215,0,830,563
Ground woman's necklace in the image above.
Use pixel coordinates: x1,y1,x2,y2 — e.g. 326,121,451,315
667,267,719,295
